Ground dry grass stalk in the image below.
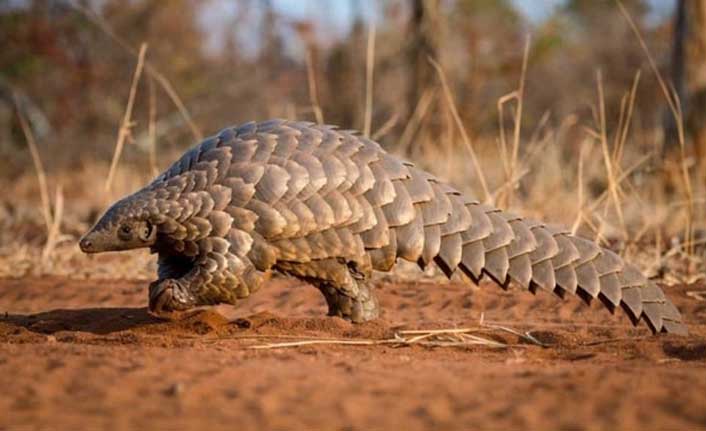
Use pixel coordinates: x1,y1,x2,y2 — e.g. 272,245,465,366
372,112,399,140
497,92,515,184
614,71,641,163
398,88,436,155
363,24,376,137
571,140,590,234
511,37,531,173
41,185,66,264
14,96,51,233
105,43,148,193
509,37,530,205
71,3,202,142
250,339,397,349
149,68,202,140
595,71,628,239
428,57,491,203
147,76,159,178
586,152,653,216
481,323,549,347
617,0,695,256
305,48,324,125
248,323,552,350
14,97,67,267
496,36,530,209
516,112,567,174
441,94,456,174
527,110,551,148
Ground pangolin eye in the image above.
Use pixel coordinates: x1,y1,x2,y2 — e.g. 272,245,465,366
118,224,133,240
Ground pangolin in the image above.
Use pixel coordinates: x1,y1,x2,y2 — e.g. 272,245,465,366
79,119,687,334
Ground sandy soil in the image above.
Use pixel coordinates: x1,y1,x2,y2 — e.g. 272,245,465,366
1,275,705,430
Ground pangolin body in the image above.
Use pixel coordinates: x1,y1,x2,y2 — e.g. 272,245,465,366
80,119,687,334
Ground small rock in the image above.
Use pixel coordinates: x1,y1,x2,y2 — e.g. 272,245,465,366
165,382,185,397
232,318,252,329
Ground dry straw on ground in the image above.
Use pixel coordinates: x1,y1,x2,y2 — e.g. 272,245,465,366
245,319,549,350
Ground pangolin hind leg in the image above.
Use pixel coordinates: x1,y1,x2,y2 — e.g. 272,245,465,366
316,279,379,322
275,258,380,322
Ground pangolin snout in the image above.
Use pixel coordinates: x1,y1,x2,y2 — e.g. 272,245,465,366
79,229,104,253
79,236,94,253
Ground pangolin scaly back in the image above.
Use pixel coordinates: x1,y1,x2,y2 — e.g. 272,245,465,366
81,119,687,335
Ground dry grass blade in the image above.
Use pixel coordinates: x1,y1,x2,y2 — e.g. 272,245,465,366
496,36,530,208
457,333,508,348
615,71,641,163
512,37,531,170
250,339,396,349
14,96,51,234
497,91,518,183
147,76,158,177
305,48,324,125
363,24,376,137
397,328,479,335
595,70,628,239
508,36,531,207
248,326,529,350
490,168,531,204
105,43,148,193
148,69,202,141
428,56,491,203
572,140,590,234
14,97,68,268
586,152,653,215
372,112,399,140
482,323,549,347
398,88,436,155
41,185,67,265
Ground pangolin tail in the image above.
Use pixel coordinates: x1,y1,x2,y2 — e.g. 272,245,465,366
364,158,686,335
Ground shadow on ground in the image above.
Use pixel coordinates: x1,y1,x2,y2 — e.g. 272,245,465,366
0,307,161,335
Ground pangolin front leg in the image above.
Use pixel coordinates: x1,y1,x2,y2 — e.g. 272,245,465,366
148,250,266,316
148,259,203,315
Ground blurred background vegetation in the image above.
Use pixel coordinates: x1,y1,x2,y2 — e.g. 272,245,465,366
1,0,705,279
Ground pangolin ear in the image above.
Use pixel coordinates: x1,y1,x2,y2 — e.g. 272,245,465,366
139,221,155,242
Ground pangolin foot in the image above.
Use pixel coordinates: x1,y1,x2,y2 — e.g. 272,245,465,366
148,278,197,318
319,281,380,323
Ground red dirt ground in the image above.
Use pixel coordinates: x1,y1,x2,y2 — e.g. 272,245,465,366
1,276,705,430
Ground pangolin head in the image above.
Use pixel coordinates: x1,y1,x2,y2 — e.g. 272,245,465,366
79,194,158,253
